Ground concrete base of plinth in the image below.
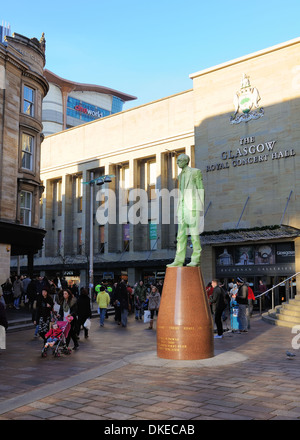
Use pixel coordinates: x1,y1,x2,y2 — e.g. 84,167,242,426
124,350,248,368
156,266,214,360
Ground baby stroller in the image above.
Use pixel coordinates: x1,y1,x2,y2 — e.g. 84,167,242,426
41,320,72,358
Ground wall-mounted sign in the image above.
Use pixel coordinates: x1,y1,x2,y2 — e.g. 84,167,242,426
206,136,296,172
67,97,110,121
149,223,157,240
216,243,294,267
74,104,103,119
215,242,295,277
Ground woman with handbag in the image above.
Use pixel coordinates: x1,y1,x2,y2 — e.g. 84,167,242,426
34,287,54,342
77,287,92,338
147,286,161,330
1,278,13,308
58,289,79,350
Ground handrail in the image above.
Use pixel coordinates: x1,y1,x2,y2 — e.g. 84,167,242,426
255,271,300,314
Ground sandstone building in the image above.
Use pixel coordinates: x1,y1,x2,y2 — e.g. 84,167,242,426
0,32,48,284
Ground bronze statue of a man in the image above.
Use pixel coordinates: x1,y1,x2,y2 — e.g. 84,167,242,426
167,153,204,267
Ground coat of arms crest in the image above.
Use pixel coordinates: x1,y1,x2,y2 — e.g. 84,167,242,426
230,74,264,124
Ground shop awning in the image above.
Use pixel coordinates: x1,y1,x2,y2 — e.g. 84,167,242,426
200,225,300,245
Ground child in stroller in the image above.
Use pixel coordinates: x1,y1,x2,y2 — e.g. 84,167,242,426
44,323,62,348
41,316,73,357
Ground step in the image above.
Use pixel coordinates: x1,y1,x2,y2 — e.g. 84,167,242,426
275,312,300,323
6,307,115,332
262,312,300,328
7,323,35,333
282,301,300,310
278,307,300,318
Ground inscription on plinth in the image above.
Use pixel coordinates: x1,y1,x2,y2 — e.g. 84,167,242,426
157,267,214,360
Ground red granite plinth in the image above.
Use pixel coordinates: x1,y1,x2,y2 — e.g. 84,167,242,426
157,267,214,360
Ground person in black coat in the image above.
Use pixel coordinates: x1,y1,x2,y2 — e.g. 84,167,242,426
76,287,92,338
1,278,13,307
236,277,249,332
210,279,227,339
111,282,121,325
113,280,129,327
0,301,8,330
34,287,54,342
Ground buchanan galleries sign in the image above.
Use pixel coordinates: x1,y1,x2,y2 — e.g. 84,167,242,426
206,136,296,172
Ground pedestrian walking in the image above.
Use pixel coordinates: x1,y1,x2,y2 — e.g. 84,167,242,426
210,279,227,339
236,277,249,333
77,287,92,338
1,278,13,308
114,280,129,327
146,286,160,330
58,289,79,350
34,287,54,342
134,280,147,320
0,298,8,350
96,285,110,327
12,275,23,309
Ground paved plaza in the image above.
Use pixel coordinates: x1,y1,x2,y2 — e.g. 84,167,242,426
1,309,300,422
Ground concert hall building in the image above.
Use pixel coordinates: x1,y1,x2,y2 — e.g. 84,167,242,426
14,37,300,299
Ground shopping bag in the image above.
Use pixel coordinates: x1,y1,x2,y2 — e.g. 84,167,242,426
84,318,91,330
144,310,151,323
0,325,6,349
53,302,60,313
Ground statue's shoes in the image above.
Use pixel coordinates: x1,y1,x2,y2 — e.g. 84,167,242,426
166,261,183,267
187,262,200,267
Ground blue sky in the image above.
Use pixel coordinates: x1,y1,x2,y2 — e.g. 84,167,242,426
2,0,300,109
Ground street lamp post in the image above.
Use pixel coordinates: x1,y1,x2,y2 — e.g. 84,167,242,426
89,172,94,300
84,172,115,300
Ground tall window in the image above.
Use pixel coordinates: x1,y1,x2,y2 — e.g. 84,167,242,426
57,180,62,216
99,225,105,253
77,176,83,212
20,191,32,226
23,86,35,116
57,230,62,256
148,161,156,200
123,223,130,252
39,182,44,219
77,228,83,255
21,134,34,171
121,166,130,205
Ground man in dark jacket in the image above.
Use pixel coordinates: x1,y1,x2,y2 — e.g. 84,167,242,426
76,288,92,338
210,279,227,339
0,301,8,330
236,277,249,332
134,280,147,320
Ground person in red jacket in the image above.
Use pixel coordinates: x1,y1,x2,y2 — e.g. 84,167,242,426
248,285,256,317
44,323,62,348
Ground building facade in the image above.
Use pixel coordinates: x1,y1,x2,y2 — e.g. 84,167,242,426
15,37,300,298
42,69,137,135
0,32,48,284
